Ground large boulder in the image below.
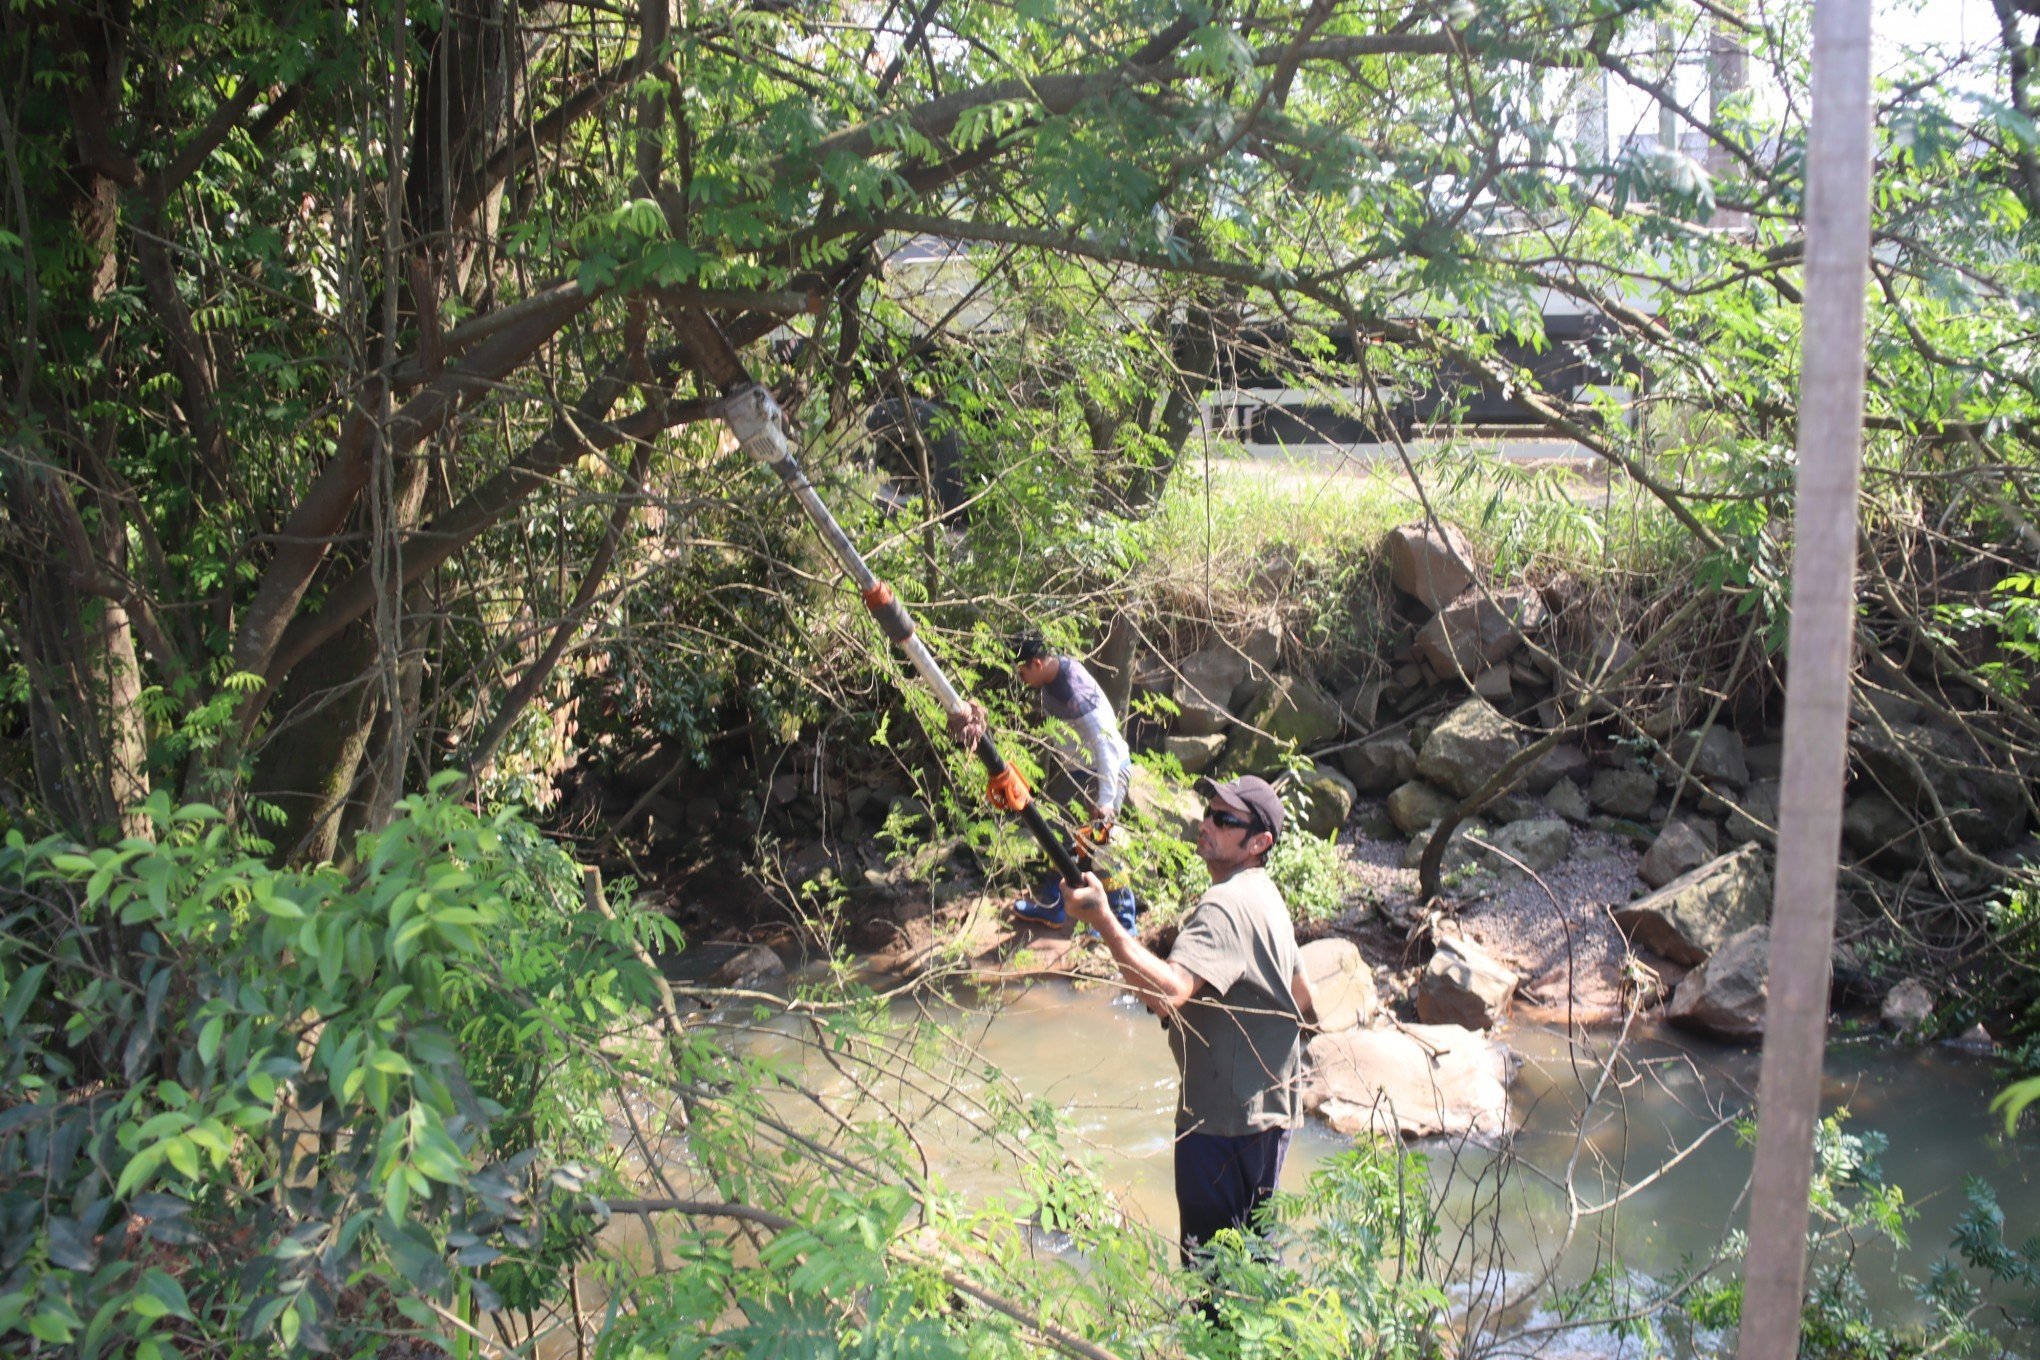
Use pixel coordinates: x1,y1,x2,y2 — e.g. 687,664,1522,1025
1336,681,1386,731
1543,777,1591,823
1842,791,1924,863
1613,845,1772,965
1414,935,1519,1029
1880,979,1933,1037
1298,938,1377,1033
1414,700,1521,799
1852,721,2028,852
1402,818,1491,870
1487,792,1542,823
1666,727,1750,785
1385,520,1478,612
1306,1024,1513,1140
1639,818,1716,889
708,944,787,987
1415,588,1550,678
1163,732,1226,776
1525,743,1592,793
1744,743,1786,779
1725,778,1780,844
1474,818,1573,877
1339,735,1418,793
1295,765,1357,838
1666,925,1770,1039
1128,765,1201,844
1172,643,1253,737
1239,613,1284,671
1387,780,1457,836
1220,675,1345,776
1589,767,1658,819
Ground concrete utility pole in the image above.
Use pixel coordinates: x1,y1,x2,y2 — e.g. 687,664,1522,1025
1710,2,1751,227
1576,68,1609,166
1733,0,1874,1356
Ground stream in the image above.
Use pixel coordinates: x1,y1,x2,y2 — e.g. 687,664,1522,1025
700,955,2038,1352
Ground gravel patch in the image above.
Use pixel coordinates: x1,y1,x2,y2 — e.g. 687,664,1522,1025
1334,801,1648,1018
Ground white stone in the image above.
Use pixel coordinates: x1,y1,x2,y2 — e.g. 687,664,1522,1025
1307,1024,1513,1140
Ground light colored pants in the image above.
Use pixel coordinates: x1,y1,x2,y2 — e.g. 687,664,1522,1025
1062,706,1132,818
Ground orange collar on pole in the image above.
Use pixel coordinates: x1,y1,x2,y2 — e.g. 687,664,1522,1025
671,310,1083,889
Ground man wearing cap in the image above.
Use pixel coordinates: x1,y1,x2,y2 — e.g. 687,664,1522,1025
1001,635,1136,930
1064,773,1318,1266
1011,636,1133,821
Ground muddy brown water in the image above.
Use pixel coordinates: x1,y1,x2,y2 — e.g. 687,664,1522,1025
615,950,2037,1354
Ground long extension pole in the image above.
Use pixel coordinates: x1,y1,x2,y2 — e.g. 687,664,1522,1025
1734,0,1874,1355
675,314,1084,887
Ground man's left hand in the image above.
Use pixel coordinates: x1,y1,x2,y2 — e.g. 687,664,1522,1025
946,701,989,748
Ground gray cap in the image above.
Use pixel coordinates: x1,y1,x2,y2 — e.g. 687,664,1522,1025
1193,774,1284,842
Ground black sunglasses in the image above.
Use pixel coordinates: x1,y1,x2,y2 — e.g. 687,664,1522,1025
1202,807,1259,832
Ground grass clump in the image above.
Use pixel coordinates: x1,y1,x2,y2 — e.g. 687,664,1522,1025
1129,442,1688,674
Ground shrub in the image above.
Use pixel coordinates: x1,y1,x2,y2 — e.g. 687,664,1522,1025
1267,827,1353,928
0,778,675,1355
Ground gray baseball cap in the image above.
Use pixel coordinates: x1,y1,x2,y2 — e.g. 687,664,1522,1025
1193,774,1284,841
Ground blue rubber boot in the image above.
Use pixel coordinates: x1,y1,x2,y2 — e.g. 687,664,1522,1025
1011,876,1071,929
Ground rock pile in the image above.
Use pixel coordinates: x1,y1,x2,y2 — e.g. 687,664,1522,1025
632,514,2029,1071
1121,517,2035,1047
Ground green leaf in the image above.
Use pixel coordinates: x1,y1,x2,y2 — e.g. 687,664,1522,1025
1,963,48,1030
115,1145,166,1199
163,1137,200,1180
257,894,305,920
196,1015,224,1066
1991,1077,2040,1134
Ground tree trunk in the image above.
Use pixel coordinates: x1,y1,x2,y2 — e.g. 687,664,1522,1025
251,617,382,864
0,3,151,838
1090,610,1138,721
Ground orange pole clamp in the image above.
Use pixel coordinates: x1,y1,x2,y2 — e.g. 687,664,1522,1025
984,766,1032,813
860,579,916,645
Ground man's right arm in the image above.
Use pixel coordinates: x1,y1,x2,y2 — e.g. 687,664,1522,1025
1064,873,1202,1014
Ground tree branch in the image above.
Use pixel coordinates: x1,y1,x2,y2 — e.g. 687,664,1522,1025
232,290,592,684
264,371,713,686
462,441,652,778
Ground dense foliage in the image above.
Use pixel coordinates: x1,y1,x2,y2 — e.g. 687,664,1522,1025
0,784,661,1354
6,0,2039,863
0,789,1458,1357
5,0,2040,1350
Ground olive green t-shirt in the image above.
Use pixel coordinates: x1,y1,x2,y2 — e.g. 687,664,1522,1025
1165,867,1305,1137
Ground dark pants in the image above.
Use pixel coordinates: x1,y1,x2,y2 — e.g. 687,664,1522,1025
1174,1127,1293,1267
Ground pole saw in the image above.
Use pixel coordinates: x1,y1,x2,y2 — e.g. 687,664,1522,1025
675,314,1088,890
